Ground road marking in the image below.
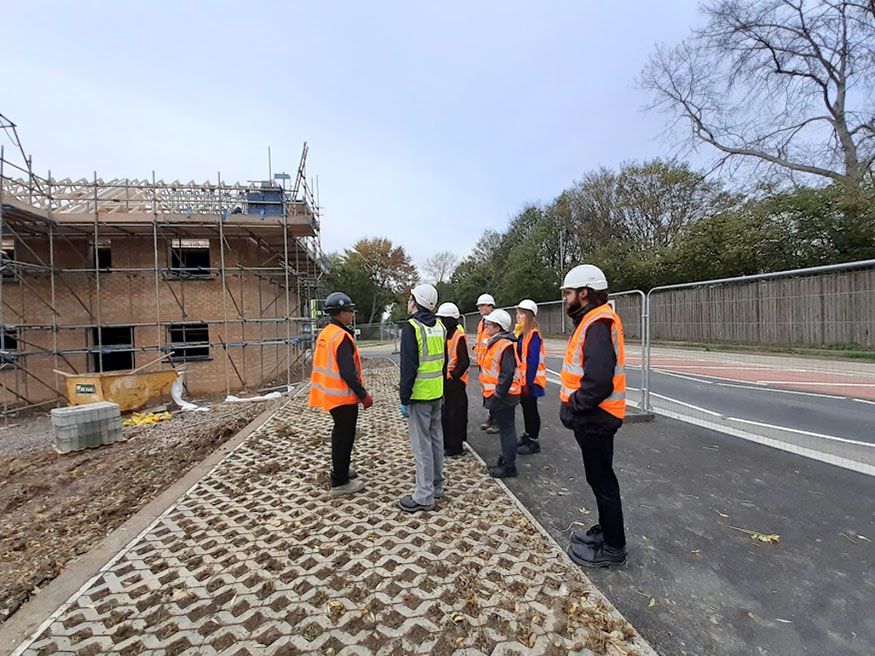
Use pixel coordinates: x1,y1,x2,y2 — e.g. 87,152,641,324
648,394,874,447
651,407,875,478
649,393,724,418
755,381,875,387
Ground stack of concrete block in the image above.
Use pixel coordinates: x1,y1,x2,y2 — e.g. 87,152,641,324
51,401,123,453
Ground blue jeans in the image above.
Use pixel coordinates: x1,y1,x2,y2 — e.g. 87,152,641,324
492,404,517,469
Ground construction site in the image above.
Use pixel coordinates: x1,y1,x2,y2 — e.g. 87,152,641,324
0,116,326,417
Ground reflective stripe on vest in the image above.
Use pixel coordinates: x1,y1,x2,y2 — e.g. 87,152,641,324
519,328,547,389
308,323,363,411
447,326,469,385
474,319,488,367
409,318,446,401
480,337,523,398
559,305,626,419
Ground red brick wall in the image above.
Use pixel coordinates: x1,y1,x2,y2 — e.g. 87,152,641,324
1,234,303,409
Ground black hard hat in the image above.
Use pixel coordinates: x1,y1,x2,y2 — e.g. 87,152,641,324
323,291,355,314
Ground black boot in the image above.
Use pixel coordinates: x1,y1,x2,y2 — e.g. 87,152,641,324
517,435,541,455
566,542,627,567
570,524,603,547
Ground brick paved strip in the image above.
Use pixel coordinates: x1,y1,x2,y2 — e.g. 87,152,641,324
13,364,654,656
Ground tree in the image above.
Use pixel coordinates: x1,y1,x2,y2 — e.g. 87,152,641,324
422,250,458,284
641,0,875,188
614,160,733,248
326,238,418,323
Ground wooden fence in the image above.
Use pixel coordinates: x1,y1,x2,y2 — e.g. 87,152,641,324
649,266,874,349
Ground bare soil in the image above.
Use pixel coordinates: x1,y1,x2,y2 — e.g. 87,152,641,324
0,399,282,625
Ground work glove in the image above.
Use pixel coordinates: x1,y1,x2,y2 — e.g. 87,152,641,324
362,393,374,409
399,404,409,418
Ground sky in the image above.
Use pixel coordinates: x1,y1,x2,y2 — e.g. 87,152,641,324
1,1,703,270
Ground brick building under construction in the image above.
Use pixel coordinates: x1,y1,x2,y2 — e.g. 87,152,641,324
0,125,326,416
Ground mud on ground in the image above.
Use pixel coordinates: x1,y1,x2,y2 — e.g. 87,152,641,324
0,399,282,626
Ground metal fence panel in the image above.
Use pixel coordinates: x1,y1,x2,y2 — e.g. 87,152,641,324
646,260,875,475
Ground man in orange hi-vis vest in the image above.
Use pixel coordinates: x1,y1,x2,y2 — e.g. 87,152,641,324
309,292,373,497
558,265,627,568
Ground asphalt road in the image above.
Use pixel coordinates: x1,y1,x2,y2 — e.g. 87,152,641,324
462,367,875,656
543,355,875,445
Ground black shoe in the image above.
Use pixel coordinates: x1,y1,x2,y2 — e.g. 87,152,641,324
570,524,603,547
517,436,541,455
488,464,518,478
398,495,435,513
444,448,465,458
516,434,530,447
566,542,626,567
480,421,492,431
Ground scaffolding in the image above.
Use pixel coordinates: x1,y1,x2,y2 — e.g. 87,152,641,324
0,121,326,417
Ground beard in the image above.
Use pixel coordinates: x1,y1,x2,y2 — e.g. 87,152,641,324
565,296,583,317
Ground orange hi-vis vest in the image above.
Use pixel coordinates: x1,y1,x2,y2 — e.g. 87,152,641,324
447,326,469,385
474,318,488,367
309,322,363,411
559,304,626,419
519,328,547,389
480,337,523,398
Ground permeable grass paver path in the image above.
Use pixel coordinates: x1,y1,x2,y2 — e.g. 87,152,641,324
15,364,652,656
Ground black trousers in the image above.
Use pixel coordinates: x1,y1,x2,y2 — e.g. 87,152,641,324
573,426,626,548
442,378,468,453
519,396,541,440
329,403,358,486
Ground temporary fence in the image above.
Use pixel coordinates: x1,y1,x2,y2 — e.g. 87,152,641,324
459,259,875,475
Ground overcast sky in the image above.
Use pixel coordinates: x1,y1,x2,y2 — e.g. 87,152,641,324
2,1,702,269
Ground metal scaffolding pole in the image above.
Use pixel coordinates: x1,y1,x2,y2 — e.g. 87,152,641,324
217,172,231,398
93,172,103,373
283,207,291,389
1,145,6,422
152,171,162,368
48,171,60,396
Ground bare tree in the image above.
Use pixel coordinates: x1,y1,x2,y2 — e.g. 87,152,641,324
422,250,458,284
641,1,875,188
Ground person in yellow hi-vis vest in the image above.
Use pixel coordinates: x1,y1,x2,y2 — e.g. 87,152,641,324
308,292,373,497
558,265,627,567
398,284,447,513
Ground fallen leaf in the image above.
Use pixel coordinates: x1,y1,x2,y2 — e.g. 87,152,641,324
714,510,730,519
729,525,780,543
858,534,871,542
648,598,656,608
751,532,781,544
557,488,569,496
578,507,591,515
774,618,793,624
691,549,701,555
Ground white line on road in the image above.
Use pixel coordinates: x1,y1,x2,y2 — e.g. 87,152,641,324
755,381,875,387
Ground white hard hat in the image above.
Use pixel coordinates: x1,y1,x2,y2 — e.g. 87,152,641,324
561,264,608,291
476,293,495,306
516,299,538,316
435,302,460,319
484,309,512,332
411,283,439,311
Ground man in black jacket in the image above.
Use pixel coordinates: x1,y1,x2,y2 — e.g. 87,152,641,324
558,265,627,567
479,309,522,478
308,292,373,497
